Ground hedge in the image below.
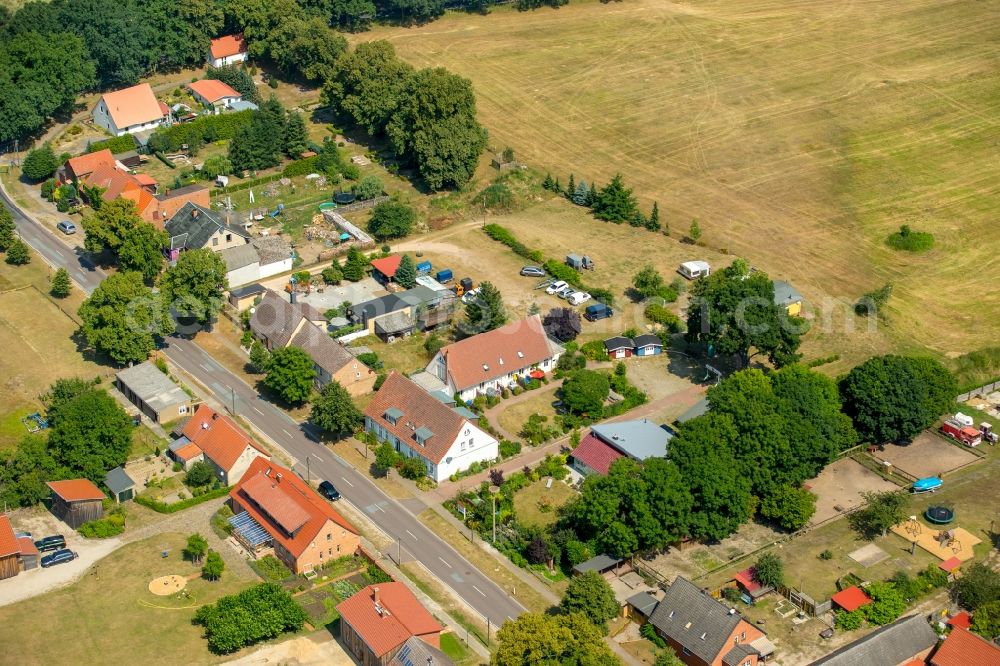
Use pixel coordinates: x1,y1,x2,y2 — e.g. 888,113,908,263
87,135,136,154
135,484,231,514
484,223,544,263
147,111,253,154
210,172,282,197
282,155,320,178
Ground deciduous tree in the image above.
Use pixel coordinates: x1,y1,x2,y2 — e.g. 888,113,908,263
0,205,15,251
753,553,784,589
760,485,816,531
492,612,619,666
47,384,133,483
184,533,209,563
950,563,1000,611
118,223,166,282
560,370,609,416
559,571,619,631
79,272,173,364
542,307,581,342
160,248,228,327
82,198,142,258
202,550,225,580
324,41,415,136
264,346,316,405
849,490,908,540
22,144,58,181
310,380,361,437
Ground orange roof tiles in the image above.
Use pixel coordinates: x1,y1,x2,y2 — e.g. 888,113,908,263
97,83,164,130
182,404,269,473
831,586,872,612
174,442,203,461
939,556,962,573
336,583,443,657
187,79,241,103
46,479,105,502
948,611,971,630
370,255,402,279
438,315,556,391
230,458,357,558
931,627,1000,666
240,473,311,534
17,536,38,557
0,516,18,557
210,34,247,60
134,174,157,187
65,149,115,180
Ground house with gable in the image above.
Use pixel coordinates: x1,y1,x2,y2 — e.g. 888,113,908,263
92,83,169,136
648,576,775,666
187,79,243,111
930,626,1000,666
808,614,938,666
228,458,360,574
570,419,673,476
165,201,251,259
364,372,498,482
208,34,249,68
167,403,270,485
250,290,375,395
425,315,563,402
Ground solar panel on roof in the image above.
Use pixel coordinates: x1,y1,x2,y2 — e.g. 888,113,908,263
229,511,272,547
397,643,414,666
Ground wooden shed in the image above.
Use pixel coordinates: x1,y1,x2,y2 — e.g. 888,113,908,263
47,479,106,529
0,515,19,580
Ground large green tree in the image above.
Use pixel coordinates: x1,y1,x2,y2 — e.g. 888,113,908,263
492,612,620,666
47,384,134,483
282,112,309,159
193,582,307,654
560,370,609,416
0,205,15,251
22,144,58,181
310,380,361,437
686,259,805,368
367,200,416,241
82,198,142,259
0,435,65,508
759,485,817,531
342,247,368,282
463,281,506,335
840,355,955,444
559,571,619,631
950,562,1000,611
264,346,316,405
79,272,173,364
118,223,167,281
270,16,348,83
753,553,784,589
394,254,417,288
592,174,638,224
848,490,908,540
206,65,260,104
324,41,415,135
160,248,228,327
49,267,71,298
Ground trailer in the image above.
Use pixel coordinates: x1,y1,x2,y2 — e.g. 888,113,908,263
981,422,997,445
678,261,711,280
416,260,432,276
941,418,982,446
435,269,453,283
566,254,594,270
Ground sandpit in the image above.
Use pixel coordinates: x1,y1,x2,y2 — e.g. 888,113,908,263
148,575,187,596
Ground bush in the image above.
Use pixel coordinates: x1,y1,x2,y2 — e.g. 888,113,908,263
367,201,416,242
835,608,865,631
856,282,893,317
185,461,216,488
645,304,683,332
641,621,667,648
366,562,393,584
321,266,342,285
476,182,514,211
819,549,833,560
353,175,383,200
135,485,230,514
282,156,320,178
22,145,59,181
580,340,610,362
499,439,522,458
194,583,307,654
398,456,427,480
87,135,137,154
543,259,583,288
886,225,934,252
483,224,544,263
148,112,253,154
78,513,125,538
253,555,293,581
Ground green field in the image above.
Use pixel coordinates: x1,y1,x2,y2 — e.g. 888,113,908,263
362,0,1000,363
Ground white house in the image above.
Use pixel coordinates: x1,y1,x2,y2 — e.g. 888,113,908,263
364,372,498,482
208,34,249,68
426,315,563,403
219,236,293,288
92,83,168,137
186,79,243,111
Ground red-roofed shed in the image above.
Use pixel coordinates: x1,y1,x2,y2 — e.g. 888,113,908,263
47,479,106,529
939,556,962,574
0,515,19,580
734,567,772,599
948,611,971,630
370,256,403,284
931,627,1000,666
831,586,871,612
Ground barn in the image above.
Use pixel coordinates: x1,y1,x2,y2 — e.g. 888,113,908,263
47,479,106,529
0,516,19,580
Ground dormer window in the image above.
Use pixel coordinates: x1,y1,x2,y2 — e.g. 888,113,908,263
384,407,403,426
414,426,433,446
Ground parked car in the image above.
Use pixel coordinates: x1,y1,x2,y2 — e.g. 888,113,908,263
545,280,568,295
56,220,77,235
14,531,31,540
584,303,614,321
568,292,592,306
34,535,66,552
555,285,575,299
40,549,77,568
461,288,480,304
318,480,341,501
520,266,545,277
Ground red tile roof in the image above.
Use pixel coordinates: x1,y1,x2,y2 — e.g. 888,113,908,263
438,315,557,391
173,442,203,461
336,583,443,658
948,611,971,630
182,404,269,473
46,479,105,502
939,556,962,573
66,149,115,180
187,79,241,103
370,255,402,279
734,567,764,595
97,83,164,130
134,174,158,187
240,472,311,534
210,34,247,60
571,432,624,475
17,536,38,557
0,516,18,558
931,627,1000,666
364,372,473,465
230,458,357,558
831,586,872,612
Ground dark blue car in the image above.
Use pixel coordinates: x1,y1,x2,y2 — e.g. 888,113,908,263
41,549,77,568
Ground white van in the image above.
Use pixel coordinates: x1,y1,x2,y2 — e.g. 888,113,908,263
568,292,592,306
678,261,711,280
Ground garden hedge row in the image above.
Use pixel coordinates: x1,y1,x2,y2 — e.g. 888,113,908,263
135,484,231,514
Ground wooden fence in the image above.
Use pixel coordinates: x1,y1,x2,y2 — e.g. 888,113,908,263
957,380,1000,402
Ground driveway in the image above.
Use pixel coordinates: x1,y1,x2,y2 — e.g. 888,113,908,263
0,510,122,608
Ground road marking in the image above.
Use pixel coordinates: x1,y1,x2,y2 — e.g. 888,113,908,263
472,585,486,597
438,556,452,568
282,429,293,438
313,454,324,462
507,616,514,622
341,477,354,487
252,406,264,415
374,503,385,513
405,529,417,541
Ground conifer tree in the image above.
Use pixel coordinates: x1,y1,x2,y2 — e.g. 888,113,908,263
647,202,661,231
572,181,589,206
50,268,71,298
395,254,417,288
566,173,575,198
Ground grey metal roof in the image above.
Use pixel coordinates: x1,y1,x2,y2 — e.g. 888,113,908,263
627,591,659,616
104,466,135,495
385,407,404,420
116,361,188,412
168,435,191,453
165,202,249,251
351,286,443,326
228,100,259,112
604,336,634,351
375,310,415,336
432,390,455,405
387,635,453,666
452,406,478,420
807,615,937,666
414,426,434,442
230,283,266,299
648,576,745,665
634,334,662,347
573,554,622,574
773,280,804,308
676,397,709,423
220,243,259,271
591,419,672,461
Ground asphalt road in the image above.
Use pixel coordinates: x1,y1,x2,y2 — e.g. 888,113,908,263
1,180,526,628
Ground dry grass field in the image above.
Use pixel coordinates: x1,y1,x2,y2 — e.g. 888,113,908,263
361,0,1000,363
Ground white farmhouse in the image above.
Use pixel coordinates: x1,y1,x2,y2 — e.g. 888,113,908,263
91,83,168,137
208,35,248,68
425,315,563,403
365,372,498,482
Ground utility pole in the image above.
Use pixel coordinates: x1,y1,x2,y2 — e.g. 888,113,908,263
397,537,401,565
306,457,310,485
230,387,236,415
490,487,499,543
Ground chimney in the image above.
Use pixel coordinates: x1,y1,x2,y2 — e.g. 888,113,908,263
192,209,200,219
275,473,282,482
373,587,380,604
211,412,218,420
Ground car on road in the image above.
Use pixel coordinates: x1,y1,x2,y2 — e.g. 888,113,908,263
34,535,66,552
56,220,77,235
568,292,592,306
545,280,568,295
318,480,341,501
41,549,77,568
520,266,545,277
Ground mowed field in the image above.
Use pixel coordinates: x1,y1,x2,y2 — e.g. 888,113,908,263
361,0,1000,359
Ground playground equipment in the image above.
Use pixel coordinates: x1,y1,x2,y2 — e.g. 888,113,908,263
333,191,356,205
925,506,955,525
913,477,942,493
935,530,962,553
270,204,285,218
21,412,50,433
903,516,923,537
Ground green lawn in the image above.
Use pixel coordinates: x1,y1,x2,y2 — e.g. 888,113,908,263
0,534,251,664
511,478,577,528
440,632,475,665
131,423,168,460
